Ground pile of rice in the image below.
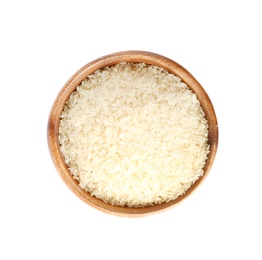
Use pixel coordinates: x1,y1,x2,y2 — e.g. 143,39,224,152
59,62,210,207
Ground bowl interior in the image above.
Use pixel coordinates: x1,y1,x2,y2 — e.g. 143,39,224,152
48,51,218,217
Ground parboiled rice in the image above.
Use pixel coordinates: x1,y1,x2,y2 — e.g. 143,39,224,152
59,62,210,207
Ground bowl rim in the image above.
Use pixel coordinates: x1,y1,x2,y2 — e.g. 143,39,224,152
47,50,218,217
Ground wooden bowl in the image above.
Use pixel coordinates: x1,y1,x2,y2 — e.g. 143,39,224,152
47,51,218,217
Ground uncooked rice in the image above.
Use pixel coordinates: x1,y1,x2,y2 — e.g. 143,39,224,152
59,62,210,207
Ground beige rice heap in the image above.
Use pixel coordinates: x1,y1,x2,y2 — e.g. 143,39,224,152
59,62,209,207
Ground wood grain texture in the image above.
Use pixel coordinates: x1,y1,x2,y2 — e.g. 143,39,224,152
47,50,218,217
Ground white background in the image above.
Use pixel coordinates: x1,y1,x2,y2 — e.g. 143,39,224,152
1,0,261,259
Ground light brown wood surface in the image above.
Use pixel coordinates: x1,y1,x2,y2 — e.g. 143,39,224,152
47,51,218,217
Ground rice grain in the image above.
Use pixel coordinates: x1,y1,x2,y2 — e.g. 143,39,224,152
59,62,209,207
